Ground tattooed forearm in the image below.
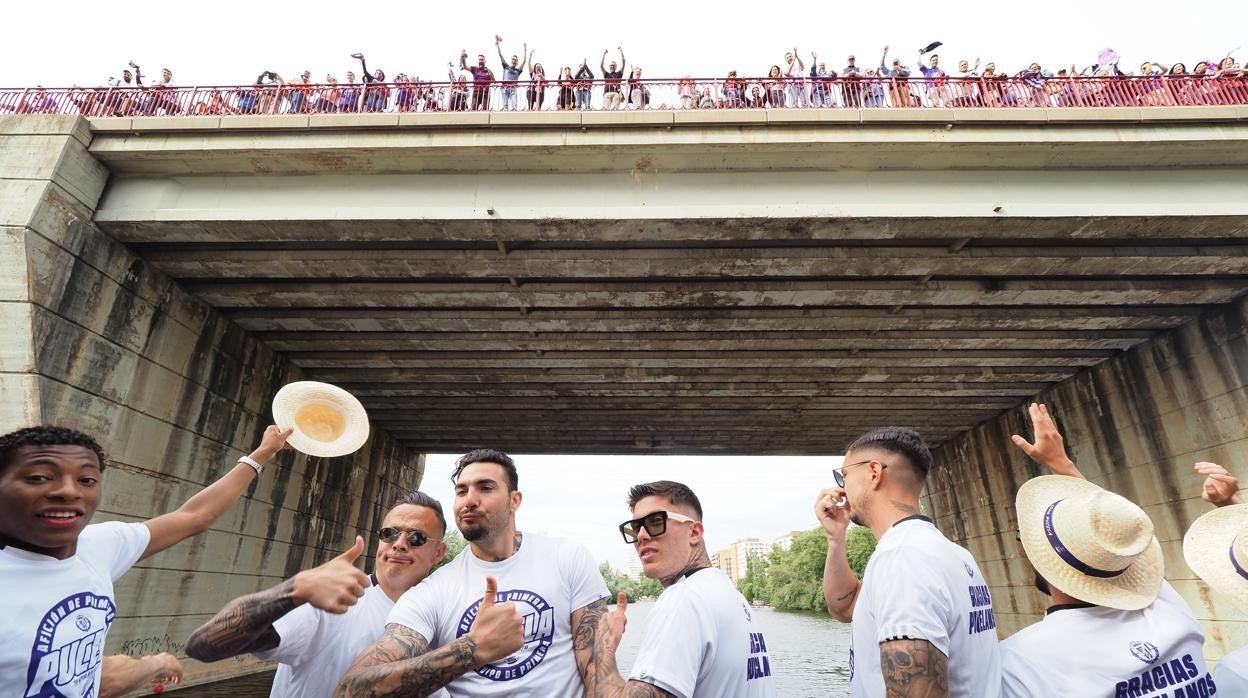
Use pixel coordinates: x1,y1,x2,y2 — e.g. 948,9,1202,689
879,639,949,698
185,578,297,661
572,599,608,694
334,624,478,698
590,600,673,698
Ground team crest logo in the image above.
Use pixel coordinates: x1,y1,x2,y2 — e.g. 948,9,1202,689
456,588,555,681
25,592,116,698
1129,641,1160,664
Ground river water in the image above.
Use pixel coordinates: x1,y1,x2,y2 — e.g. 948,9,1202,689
181,599,852,697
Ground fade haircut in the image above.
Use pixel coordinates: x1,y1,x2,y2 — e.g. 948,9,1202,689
391,490,448,537
451,449,518,492
845,427,933,482
0,426,108,475
627,480,703,520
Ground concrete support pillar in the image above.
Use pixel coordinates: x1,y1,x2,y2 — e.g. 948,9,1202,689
0,116,427,687
929,294,1248,663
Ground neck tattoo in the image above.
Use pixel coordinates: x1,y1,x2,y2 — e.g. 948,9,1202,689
659,547,712,588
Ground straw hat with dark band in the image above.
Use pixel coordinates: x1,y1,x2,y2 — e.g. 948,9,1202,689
1183,503,1248,613
272,381,370,458
1017,476,1163,610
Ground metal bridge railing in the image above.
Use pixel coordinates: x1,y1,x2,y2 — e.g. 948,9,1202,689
3,76,1246,117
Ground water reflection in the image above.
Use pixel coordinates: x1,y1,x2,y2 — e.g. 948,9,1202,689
618,599,852,697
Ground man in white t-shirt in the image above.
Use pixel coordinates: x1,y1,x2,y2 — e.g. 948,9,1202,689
1184,460,1247,694
0,423,292,698
815,426,1001,698
1001,403,1214,697
185,491,451,698
593,480,777,698
335,449,610,697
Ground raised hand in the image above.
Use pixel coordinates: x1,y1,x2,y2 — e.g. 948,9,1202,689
815,487,852,540
1195,462,1242,507
292,536,370,613
255,425,294,460
467,576,524,665
1011,403,1080,477
599,593,629,655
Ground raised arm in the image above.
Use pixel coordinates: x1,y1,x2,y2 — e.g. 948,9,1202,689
591,594,675,698
497,37,506,66
1196,462,1242,507
1010,403,1083,478
525,49,535,74
880,639,949,698
334,577,524,698
186,537,369,662
140,425,291,559
618,47,626,73
601,49,608,74
816,488,860,621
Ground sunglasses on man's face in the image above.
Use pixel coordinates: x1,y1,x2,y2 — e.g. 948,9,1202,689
379,527,430,547
618,510,697,544
832,459,889,488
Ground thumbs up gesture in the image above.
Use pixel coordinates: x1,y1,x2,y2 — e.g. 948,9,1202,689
599,592,629,654
291,535,370,613
467,576,525,665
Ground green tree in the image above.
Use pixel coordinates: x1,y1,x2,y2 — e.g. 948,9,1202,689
764,529,828,611
736,551,771,605
636,576,662,598
600,562,641,603
845,525,878,579
434,530,467,571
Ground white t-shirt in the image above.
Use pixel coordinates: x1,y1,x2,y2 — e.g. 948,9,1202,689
254,580,447,698
0,521,150,698
1000,582,1212,698
1213,645,1248,696
629,567,777,698
386,532,609,697
849,517,1001,698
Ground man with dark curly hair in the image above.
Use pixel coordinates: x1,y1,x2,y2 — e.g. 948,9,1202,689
0,423,291,698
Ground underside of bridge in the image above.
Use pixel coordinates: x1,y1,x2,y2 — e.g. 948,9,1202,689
88,109,1248,454
6,111,1248,683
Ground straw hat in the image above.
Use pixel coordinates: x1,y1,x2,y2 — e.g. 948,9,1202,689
272,381,370,458
1017,476,1163,610
1183,503,1248,613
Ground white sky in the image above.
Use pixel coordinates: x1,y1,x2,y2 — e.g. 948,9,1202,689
421,453,844,571
4,0,1244,87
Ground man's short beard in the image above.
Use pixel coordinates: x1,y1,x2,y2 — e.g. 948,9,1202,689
460,522,488,542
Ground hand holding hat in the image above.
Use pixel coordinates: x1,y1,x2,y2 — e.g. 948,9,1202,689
272,381,370,458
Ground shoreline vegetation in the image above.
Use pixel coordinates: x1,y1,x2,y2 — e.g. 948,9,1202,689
737,526,877,612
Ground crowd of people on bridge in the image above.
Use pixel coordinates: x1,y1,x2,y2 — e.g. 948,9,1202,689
5,40,1247,116
2,396,1247,697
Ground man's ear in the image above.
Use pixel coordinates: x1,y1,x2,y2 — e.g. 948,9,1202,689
510,490,523,512
689,521,705,546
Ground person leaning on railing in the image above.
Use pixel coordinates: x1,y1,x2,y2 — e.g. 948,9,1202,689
810,52,836,108
526,53,547,111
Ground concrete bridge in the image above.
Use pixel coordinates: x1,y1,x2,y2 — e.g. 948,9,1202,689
4,106,1248,686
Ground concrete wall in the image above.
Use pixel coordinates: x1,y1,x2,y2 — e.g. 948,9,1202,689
0,116,427,687
928,294,1248,663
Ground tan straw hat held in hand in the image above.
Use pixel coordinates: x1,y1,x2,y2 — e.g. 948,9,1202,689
272,381,371,458
1017,476,1164,610
1183,503,1248,613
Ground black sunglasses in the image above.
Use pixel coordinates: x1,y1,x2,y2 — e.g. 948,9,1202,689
833,459,888,488
379,527,429,547
618,510,697,544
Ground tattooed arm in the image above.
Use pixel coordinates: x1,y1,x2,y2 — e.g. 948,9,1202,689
572,598,608,695
589,595,674,698
879,639,949,698
333,624,477,698
185,579,295,661
335,576,524,698
186,537,369,662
